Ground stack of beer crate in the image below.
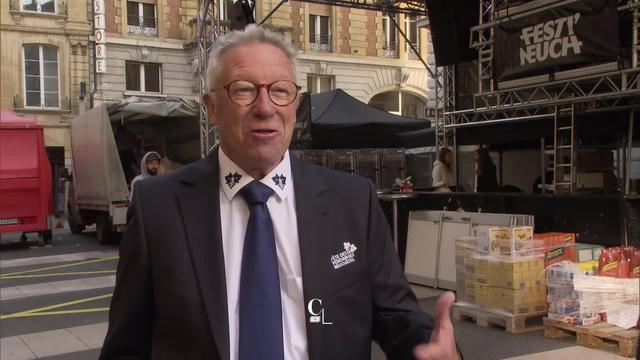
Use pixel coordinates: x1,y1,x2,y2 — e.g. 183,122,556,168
455,226,548,331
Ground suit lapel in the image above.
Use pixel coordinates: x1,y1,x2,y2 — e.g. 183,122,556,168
291,154,335,360
177,149,230,360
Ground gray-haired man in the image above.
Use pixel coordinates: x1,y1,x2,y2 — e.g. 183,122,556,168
101,24,457,360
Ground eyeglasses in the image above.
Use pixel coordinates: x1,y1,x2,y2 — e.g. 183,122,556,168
211,80,302,107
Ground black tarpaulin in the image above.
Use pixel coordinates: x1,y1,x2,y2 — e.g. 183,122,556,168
394,127,436,148
309,89,430,149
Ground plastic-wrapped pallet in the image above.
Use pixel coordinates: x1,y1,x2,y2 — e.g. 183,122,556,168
454,228,548,316
546,261,640,328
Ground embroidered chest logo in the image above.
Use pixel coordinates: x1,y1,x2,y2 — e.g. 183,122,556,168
272,174,287,190
224,172,242,189
330,242,357,270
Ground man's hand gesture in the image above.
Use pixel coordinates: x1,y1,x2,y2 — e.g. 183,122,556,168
414,292,458,360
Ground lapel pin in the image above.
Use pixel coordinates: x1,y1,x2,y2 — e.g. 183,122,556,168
225,172,242,189
272,174,286,190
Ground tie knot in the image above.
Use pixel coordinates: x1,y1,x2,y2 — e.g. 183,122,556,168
239,181,274,205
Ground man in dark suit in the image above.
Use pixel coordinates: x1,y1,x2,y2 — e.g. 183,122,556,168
100,24,457,360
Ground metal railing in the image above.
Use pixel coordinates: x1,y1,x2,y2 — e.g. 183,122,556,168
406,42,420,55
309,34,331,52
383,42,398,57
127,15,157,37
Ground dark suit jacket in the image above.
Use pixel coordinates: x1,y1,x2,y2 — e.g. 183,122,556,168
100,149,434,360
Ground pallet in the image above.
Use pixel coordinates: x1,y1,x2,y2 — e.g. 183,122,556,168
452,303,547,334
544,318,639,358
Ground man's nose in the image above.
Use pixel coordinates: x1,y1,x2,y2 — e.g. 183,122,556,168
251,87,276,118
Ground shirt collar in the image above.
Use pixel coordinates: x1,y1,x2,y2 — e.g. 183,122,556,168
218,147,292,202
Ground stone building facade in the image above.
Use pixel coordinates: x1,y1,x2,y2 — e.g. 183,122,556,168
1,0,433,162
92,0,198,105
0,0,92,162
257,0,435,118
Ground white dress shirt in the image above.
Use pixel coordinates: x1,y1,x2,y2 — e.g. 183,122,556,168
218,148,308,360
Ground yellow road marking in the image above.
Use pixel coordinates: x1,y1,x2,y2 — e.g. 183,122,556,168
0,256,118,278
1,308,111,319
0,293,113,320
1,270,116,280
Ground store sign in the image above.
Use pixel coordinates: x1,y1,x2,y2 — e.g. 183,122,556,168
494,0,618,81
94,0,107,73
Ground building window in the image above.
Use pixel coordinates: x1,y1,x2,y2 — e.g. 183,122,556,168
23,44,59,108
125,62,161,93
382,12,398,57
127,1,157,37
21,0,55,13
309,15,331,52
368,91,427,119
307,75,334,94
219,0,255,32
405,15,419,54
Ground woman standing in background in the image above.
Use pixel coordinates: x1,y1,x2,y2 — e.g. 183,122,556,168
432,147,455,192
475,147,499,192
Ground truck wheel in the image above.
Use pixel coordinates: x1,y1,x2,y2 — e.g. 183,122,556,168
96,215,114,245
68,203,85,235
69,217,85,235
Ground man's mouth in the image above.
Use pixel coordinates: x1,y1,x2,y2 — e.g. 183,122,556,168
250,129,278,136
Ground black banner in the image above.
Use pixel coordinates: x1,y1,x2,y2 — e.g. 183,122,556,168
494,0,619,81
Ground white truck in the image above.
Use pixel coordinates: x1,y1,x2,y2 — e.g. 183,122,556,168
68,97,200,243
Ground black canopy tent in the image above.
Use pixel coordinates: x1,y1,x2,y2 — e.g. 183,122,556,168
305,89,431,149
394,127,436,148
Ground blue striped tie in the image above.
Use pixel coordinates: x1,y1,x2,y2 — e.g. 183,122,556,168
238,181,284,360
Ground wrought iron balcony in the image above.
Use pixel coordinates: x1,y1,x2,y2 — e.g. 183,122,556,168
309,34,331,52
127,16,157,37
383,43,398,57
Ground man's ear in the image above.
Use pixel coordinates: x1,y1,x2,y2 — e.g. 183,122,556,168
202,92,217,126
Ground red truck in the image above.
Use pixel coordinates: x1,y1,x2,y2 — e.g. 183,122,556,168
0,109,53,244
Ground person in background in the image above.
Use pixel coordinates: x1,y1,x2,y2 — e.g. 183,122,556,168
432,147,455,192
474,147,499,192
129,151,161,200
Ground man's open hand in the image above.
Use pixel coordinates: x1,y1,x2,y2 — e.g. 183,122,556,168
413,292,458,360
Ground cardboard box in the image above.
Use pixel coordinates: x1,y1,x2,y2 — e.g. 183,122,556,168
577,260,599,275
495,285,547,315
476,283,489,309
528,257,546,287
455,238,474,266
486,256,546,290
474,257,489,284
464,261,475,278
535,233,577,268
534,233,576,251
488,258,528,289
575,243,604,263
491,226,534,257
477,231,503,256
465,278,476,297
543,246,577,268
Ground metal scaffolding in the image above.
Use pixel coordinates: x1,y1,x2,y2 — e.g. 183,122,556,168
445,0,640,194
195,0,436,158
434,65,455,150
455,0,640,127
196,0,220,157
